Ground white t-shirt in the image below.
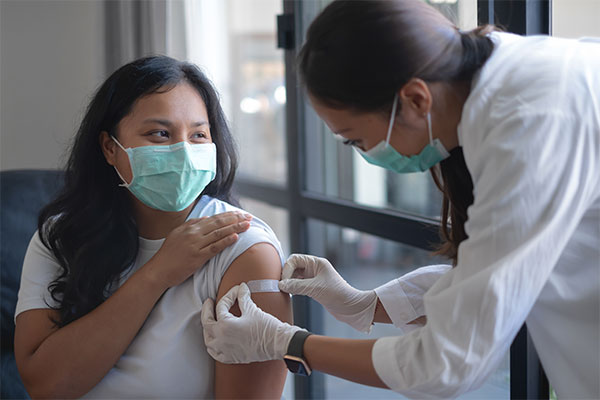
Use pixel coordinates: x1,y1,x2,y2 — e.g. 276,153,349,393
15,195,284,399
372,33,600,398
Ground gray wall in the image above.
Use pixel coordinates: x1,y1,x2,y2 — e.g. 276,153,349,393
1,0,106,170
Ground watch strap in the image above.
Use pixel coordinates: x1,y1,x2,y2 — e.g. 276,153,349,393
286,330,312,358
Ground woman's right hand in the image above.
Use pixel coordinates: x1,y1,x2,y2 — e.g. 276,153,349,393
145,211,252,290
278,254,379,333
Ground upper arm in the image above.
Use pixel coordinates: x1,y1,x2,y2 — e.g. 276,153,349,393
14,232,62,384
14,308,60,388
214,242,292,399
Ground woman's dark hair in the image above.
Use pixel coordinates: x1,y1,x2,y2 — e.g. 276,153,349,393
39,56,238,326
299,0,496,264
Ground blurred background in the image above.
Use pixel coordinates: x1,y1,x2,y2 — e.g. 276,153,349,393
1,0,599,399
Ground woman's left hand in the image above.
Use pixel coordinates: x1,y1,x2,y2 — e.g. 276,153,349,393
201,283,304,363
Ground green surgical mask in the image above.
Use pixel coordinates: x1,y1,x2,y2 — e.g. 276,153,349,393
358,94,449,173
112,137,217,212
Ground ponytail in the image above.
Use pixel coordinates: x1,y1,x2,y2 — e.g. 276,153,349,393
456,25,496,81
431,25,496,264
431,148,474,264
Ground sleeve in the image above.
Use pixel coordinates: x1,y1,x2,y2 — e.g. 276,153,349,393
371,111,599,398
374,264,451,333
209,217,285,290
14,231,62,321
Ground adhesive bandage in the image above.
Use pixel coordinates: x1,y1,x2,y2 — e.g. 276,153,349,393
246,279,280,293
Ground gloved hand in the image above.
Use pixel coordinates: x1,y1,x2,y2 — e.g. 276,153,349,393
278,254,378,333
201,283,304,364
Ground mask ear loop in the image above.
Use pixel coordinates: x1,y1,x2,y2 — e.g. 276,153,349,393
426,112,433,144
110,136,132,188
426,113,451,159
384,94,399,146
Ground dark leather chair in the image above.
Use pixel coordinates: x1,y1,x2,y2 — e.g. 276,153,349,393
1,169,64,399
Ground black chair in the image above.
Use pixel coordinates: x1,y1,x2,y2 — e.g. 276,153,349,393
1,169,64,399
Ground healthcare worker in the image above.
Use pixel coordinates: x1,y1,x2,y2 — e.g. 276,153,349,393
201,0,600,398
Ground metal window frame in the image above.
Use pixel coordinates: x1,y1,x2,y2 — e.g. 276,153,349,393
233,0,551,398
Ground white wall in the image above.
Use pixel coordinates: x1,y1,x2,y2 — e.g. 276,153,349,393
553,0,600,38
0,0,106,170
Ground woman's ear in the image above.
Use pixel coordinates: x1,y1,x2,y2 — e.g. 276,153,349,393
99,131,117,166
397,78,432,125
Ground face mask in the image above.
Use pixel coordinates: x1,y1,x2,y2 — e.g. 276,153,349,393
358,94,449,173
111,137,217,212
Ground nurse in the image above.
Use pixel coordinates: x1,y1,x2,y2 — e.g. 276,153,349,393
201,0,600,398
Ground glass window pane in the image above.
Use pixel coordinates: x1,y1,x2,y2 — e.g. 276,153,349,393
306,219,509,399
301,0,476,219
187,0,286,185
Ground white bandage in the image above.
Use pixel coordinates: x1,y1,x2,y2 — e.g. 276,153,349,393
246,279,280,293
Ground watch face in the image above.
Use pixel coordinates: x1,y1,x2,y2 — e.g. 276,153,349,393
284,356,312,376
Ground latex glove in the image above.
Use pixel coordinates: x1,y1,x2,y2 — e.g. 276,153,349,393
278,254,378,333
201,283,304,364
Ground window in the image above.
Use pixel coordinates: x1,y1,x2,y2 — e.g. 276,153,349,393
186,0,287,185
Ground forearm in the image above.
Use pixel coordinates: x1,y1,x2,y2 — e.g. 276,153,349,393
303,335,388,389
372,299,392,324
20,262,167,398
373,299,426,326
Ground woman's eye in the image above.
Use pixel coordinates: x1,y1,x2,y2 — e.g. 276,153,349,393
343,139,358,147
192,132,207,139
150,130,169,138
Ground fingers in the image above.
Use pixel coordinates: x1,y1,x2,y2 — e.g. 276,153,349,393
201,298,216,326
201,298,229,363
193,211,253,234
278,278,313,295
191,212,252,255
236,283,256,315
216,284,240,319
206,220,251,243
280,254,332,295
280,254,320,294
198,232,239,259
189,211,246,224
281,254,309,280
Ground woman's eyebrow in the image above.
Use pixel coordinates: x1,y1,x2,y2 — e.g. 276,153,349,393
142,118,209,127
334,128,351,135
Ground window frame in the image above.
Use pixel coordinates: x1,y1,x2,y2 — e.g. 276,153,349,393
233,1,551,398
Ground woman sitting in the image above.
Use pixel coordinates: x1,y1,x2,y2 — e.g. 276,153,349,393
14,56,292,399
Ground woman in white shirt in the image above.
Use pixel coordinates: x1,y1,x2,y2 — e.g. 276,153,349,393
14,56,291,398
201,0,600,398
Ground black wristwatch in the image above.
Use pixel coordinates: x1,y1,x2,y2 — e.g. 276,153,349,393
283,330,313,376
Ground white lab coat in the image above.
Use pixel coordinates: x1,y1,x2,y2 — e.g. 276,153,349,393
371,32,600,399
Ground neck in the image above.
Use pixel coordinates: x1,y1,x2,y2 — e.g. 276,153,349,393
130,194,197,239
430,81,470,151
